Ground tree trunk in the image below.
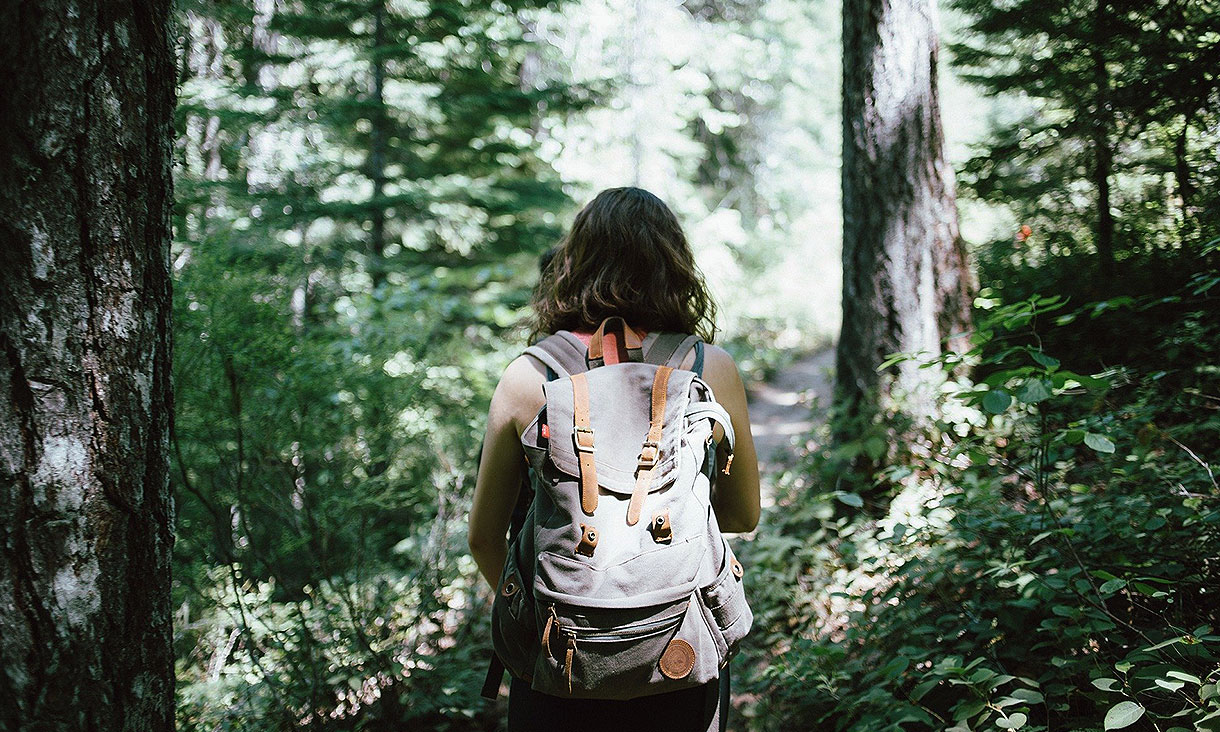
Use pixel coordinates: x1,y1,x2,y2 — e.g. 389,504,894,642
1091,0,1116,279
836,0,973,488
0,1,176,730
368,0,389,289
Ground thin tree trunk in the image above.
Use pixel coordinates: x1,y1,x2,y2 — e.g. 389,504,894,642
836,0,973,497
0,1,176,730
1173,111,1196,221
1091,0,1116,279
368,0,389,289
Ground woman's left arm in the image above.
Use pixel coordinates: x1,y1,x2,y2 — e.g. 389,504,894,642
467,356,543,589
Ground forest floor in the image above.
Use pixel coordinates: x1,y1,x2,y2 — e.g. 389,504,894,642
745,346,836,507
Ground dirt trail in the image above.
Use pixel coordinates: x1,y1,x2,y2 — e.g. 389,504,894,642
745,347,836,505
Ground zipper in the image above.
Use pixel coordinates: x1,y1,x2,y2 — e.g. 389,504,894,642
545,601,687,644
571,612,683,642
703,432,735,476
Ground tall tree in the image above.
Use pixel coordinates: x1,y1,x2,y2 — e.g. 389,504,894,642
836,0,973,491
170,1,592,726
951,0,1220,265
0,1,176,729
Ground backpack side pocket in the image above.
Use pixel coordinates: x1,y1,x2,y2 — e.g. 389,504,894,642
698,542,752,667
491,550,539,681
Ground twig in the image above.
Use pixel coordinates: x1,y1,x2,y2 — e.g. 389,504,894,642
1164,434,1218,492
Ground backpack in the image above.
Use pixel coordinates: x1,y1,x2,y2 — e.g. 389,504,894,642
480,316,752,701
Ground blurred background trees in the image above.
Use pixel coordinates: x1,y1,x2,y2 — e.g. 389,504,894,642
161,0,1217,729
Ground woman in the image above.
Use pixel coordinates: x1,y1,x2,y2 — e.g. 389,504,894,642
468,186,761,732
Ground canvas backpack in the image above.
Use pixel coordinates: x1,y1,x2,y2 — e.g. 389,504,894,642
480,316,753,701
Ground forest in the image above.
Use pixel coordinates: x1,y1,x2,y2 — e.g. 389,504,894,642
0,0,1217,731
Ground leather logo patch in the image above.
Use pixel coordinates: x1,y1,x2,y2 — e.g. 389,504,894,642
659,638,696,679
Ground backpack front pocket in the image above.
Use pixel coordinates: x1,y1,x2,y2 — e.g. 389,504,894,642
532,594,721,699
490,550,539,682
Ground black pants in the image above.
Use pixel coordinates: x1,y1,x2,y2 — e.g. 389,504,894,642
506,668,730,732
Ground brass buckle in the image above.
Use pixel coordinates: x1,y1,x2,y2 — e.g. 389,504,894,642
638,439,660,468
574,425,596,452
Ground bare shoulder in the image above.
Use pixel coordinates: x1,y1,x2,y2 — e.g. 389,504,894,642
490,353,548,435
701,343,739,376
695,343,745,396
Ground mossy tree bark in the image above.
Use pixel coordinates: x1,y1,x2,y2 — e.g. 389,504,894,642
0,1,176,729
836,0,973,506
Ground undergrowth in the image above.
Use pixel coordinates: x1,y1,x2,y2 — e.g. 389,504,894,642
737,250,1220,732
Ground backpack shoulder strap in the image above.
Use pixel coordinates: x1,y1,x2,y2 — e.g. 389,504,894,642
645,332,704,376
522,332,589,378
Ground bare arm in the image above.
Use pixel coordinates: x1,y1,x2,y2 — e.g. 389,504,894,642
467,355,545,589
696,345,762,533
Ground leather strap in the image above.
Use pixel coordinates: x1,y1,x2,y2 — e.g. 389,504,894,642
571,372,598,515
587,316,644,366
563,635,576,694
627,365,672,525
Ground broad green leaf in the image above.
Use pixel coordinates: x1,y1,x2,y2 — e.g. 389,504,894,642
996,712,1027,729
983,389,1012,414
910,678,938,701
1104,701,1144,730
971,668,998,683
1031,351,1060,369
1011,688,1045,704
1099,578,1127,594
1016,378,1052,404
836,492,864,508
1165,670,1200,684
1155,678,1185,691
1133,582,1168,597
1092,678,1120,691
877,352,913,370
1084,433,1116,453
954,699,986,720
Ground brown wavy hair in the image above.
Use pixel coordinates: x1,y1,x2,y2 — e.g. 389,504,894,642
529,187,717,343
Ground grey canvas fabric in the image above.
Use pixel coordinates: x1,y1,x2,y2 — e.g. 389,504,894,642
491,330,752,701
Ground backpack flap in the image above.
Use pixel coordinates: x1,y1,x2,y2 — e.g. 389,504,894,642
543,362,696,501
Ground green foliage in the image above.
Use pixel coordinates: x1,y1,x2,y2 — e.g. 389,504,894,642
948,0,1220,267
169,1,841,727
170,0,583,728
739,275,1220,731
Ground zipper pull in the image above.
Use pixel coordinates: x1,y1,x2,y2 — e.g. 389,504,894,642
722,450,734,476
563,633,577,694
542,605,558,655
